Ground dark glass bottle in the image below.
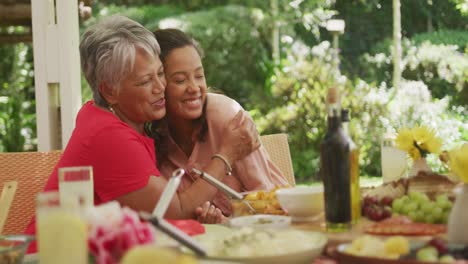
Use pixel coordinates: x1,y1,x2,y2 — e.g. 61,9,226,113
320,87,351,232
342,109,361,224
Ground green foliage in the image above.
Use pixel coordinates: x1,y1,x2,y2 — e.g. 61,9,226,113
449,0,468,15
84,4,183,31
403,42,468,103
334,0,467,74
360,36,468,105
411,30,468,51
0,43,36,152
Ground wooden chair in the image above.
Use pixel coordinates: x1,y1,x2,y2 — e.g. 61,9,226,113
260,133,295,186
0,151,62,234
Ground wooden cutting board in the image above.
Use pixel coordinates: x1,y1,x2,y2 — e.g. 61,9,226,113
0,181,17,234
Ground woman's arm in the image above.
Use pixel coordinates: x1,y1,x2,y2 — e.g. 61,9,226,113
115,110,260,218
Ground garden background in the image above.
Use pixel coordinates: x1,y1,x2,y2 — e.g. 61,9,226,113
0,0,467,183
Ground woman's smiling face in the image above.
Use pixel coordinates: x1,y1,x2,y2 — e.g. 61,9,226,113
112,48,166,126
163,45,207,121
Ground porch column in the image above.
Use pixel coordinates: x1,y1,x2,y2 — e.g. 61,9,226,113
31,0,81,151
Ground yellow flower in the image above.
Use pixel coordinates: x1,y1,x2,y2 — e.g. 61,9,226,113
448,143,468,183
395,128,414,151
413,126,442,154
395,126,442,160
408,148,421,160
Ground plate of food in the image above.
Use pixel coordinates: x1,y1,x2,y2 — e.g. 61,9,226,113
230,188,286,217
329,235,468,264
194,225,327,264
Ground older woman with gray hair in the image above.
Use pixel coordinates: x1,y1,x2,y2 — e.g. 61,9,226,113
25,15,260,247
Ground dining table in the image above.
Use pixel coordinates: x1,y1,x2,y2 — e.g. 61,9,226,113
23,214,418,264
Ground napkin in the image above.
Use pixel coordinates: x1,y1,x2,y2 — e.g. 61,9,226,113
167,219,206,236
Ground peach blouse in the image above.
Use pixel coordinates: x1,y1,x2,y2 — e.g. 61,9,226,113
157,93,288,216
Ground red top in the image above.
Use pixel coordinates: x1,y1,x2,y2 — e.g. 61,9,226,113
25,101,160,252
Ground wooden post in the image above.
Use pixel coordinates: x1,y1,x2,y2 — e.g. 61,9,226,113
271,0,280,66
31,0,81,151
392,0,402,91
0,4,31,26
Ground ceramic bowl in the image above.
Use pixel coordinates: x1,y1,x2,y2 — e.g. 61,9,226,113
0,235,34,264
275,185,324,222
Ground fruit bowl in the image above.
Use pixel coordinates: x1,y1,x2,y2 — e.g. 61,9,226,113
0,235,34,264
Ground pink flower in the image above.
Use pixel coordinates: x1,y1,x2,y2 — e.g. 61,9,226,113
87,206,156,264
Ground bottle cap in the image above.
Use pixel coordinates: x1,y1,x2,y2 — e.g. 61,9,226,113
341,109,350,122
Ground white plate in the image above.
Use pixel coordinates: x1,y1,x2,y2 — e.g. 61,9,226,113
195,225,327,264
229,214,291,230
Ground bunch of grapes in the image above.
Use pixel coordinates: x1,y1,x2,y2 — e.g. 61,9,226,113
415,238,455,262
361,196,393,221
391,192,453,224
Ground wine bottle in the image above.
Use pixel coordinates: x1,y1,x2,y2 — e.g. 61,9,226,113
342,109,361,224
320,87,351,232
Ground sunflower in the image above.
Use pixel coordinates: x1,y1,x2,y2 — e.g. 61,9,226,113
395,126,442,160
448,143,468,183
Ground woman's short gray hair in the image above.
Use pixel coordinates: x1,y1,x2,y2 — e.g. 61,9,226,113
79,15,160,107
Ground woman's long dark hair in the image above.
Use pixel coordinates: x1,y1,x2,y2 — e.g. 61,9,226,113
145,28,208,162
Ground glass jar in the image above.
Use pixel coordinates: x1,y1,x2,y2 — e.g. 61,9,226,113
37,191,88,264
381,137,408,183
58,166,94,207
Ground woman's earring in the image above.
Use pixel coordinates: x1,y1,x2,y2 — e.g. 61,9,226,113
108,105,116,114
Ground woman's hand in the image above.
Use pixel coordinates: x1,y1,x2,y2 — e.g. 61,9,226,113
195,201,229,224
219,110,261,164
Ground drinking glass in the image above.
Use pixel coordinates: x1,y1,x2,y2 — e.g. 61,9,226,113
58,166,94,207
37,191,88,264
381,138,408,183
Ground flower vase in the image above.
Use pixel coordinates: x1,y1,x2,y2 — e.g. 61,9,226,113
408,157,431,177
448,184,468,245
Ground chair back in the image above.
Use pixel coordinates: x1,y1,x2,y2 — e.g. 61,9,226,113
260,133,295,186
0,151,62,234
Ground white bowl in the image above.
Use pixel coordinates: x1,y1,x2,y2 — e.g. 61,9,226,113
275,186,324,222
229,214,291,230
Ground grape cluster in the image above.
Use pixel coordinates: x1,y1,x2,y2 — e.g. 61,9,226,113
402,238,468,262
361,196,393,221
415,238,455,263
391,192,453,224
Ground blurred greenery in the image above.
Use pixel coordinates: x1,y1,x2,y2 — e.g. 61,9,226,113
0,41,36,152
360,36,468,105
0,0,467,184
411,30,468,51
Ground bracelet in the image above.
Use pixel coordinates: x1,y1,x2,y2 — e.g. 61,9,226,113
211,154,232,176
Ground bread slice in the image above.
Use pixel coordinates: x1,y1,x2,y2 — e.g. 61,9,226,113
361,171,458,200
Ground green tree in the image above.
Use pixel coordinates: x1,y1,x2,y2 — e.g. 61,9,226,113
0,42,36,151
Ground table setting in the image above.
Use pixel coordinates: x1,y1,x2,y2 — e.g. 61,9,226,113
2,125,468,264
